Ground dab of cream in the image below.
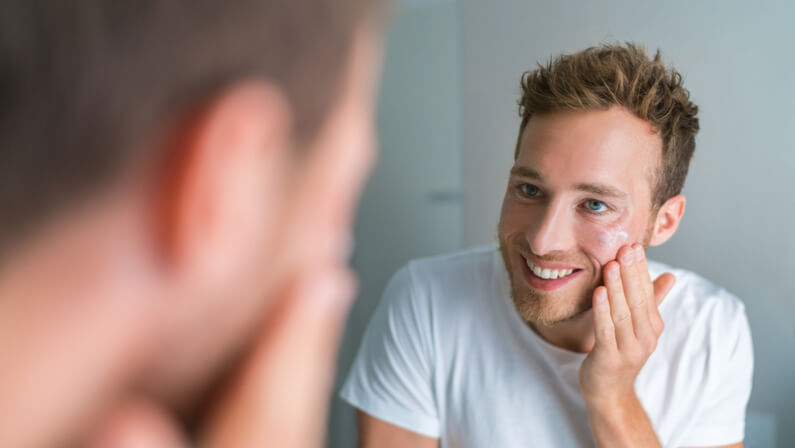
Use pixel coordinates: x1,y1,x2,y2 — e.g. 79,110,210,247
599,228,629,247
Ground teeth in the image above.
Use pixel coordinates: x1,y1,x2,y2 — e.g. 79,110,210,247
526,260,575,280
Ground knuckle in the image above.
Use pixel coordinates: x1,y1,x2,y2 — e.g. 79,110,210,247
612,311,631,324
628,298,647,311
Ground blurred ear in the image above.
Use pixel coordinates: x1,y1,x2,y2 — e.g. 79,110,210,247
156,82,291,282
648,194,686,247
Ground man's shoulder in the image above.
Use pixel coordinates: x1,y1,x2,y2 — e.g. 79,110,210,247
383,244,501,307
649,259,747,330
403,244,499,285
407,244,497,270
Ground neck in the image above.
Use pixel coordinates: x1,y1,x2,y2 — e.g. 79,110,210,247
528,309,596,353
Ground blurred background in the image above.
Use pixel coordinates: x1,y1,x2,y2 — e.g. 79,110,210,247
329,1,795,447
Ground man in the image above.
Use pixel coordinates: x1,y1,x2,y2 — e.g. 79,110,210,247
0,0,383,446
342,43,753,447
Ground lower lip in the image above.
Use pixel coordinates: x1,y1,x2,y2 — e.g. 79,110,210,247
519,256,582,292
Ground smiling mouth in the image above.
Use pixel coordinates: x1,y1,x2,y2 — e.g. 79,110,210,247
524,259,581,280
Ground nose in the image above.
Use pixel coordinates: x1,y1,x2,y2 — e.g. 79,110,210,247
527,199,575,256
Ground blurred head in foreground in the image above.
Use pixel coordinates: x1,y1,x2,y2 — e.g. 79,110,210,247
0,0,384,446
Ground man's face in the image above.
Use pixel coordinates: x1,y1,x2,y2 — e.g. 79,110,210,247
497,107,662,327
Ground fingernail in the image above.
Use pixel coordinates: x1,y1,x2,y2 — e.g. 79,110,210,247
595,288,607,304
620,250,634,266
607,264,620,279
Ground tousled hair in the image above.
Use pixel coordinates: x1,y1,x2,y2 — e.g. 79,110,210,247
515,43,700,208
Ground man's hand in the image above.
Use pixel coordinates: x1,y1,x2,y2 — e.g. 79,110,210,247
578,244,675,448
580,244,675,405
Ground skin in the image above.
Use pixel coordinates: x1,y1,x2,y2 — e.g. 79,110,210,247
0,18,382,448
357,107,741,448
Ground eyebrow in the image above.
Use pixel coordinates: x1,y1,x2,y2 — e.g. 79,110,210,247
510,166,629,200
574,183,628,200
510,166,542,180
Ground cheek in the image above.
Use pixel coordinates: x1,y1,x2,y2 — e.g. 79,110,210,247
573,219,632,265
497,194,518,237
498,196,537,240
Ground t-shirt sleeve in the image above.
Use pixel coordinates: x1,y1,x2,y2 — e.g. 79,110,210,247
679,301,754,447
339,264,440,438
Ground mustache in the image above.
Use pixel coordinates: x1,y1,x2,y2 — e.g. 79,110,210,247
505,241,587,265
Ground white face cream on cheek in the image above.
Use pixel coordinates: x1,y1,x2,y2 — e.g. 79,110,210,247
597,227,629,249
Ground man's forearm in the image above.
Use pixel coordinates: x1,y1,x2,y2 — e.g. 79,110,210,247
585,392,661,448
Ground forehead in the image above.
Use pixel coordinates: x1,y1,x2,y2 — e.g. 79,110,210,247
515,107,661,194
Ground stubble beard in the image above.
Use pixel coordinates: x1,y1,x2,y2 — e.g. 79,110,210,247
497,218,655,328
498,238,595,327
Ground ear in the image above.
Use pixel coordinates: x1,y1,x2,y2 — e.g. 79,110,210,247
155,81,292,283
648,194,686,247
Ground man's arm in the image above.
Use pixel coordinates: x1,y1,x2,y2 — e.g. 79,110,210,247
685,444,742,448
585,391,744,448
356,410,438,448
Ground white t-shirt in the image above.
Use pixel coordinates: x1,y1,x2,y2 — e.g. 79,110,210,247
341,245,753,447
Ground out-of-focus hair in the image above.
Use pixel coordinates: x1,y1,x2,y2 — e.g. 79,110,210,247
515,43,700,208
0,0,383,252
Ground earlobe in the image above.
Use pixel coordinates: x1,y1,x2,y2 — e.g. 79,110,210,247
648,194,686,247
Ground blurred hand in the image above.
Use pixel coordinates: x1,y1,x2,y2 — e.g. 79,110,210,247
199,263,356,447
86,264,355,448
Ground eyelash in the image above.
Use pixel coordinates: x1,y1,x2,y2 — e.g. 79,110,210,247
517,183,541,198
515,183,613,215
582,199,610,215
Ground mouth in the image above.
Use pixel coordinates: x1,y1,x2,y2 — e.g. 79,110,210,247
519,255,583,292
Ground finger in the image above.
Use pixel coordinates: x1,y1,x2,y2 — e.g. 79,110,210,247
603,260,634,350
201,266,356,448
635,244,654,298
618,245,652,340
591,286,616,351
653,273,676,306
648,273,674,337
649,302,665,337
635,247,661,336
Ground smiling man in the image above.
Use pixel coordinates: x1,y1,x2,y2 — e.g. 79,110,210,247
341,44,753,447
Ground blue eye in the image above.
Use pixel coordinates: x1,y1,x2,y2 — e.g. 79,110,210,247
519,184,541,197
585,199,608,213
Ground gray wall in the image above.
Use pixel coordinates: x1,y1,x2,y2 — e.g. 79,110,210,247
459,1,794,446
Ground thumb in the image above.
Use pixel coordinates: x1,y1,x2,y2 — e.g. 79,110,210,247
200,265,355,448
653,273,676,306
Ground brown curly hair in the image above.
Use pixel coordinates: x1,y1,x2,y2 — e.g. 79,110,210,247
515,43,700,208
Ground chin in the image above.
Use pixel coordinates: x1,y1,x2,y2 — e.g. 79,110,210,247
511,288,592,327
